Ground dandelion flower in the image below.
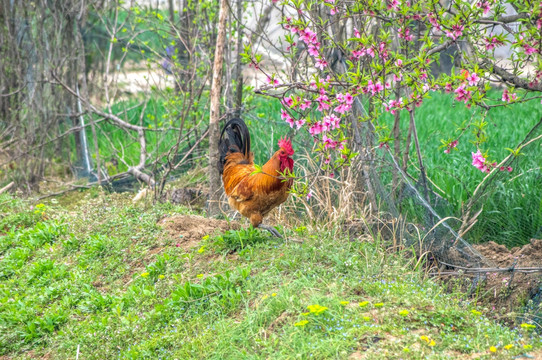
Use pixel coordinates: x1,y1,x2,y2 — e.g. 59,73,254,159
294,320,309,327
140,272,149,277
374,302,384,308
271,293,277,297
489,346,497,353
340,301,349,306
504,344,513,350
359,301,369,307
399,309,409,317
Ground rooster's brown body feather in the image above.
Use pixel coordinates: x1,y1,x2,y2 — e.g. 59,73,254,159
218,118,294,228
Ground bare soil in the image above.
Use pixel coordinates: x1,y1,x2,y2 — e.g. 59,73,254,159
158,214,240,250
470,239,542,316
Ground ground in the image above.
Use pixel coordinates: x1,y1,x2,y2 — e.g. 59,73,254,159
0,190,541,359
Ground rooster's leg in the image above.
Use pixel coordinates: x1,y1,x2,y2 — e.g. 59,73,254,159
258,224,283,238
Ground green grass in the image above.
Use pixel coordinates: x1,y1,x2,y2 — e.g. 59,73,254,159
376,91,542,246
0,191,540,359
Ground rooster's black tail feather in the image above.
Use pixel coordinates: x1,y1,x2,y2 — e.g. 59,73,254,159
217,118,251,175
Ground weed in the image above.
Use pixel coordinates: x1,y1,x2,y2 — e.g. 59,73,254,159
210,227,274,253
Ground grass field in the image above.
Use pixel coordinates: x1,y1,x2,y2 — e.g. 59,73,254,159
91,88,542,247
0,191,541,359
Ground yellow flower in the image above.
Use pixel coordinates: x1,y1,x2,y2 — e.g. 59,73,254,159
307,304,328,315
523,344,532,350
420,336,430,343
202,235,209,240
399,309,409,317
429,340,436,347
359,301,369,307
294,320,309,327
158,275,165,279
363,316,371,321
504,344,513,350
271,293,277,297
520,323,536,330
489,346,497,353
197,246,205,253
471,309,482,316
374,303,384,308
340,301,349,306
196,274,204,278
301,312,309,316
140,272,149,277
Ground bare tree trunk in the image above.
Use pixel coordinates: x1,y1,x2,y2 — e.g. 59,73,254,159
233,0,243,117
207,0,228,217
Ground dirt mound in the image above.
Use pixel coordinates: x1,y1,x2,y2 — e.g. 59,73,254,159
471,240,542,319
159,215,240,250
475,239,542,268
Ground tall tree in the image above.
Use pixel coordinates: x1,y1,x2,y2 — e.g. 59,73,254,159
207,0,229,216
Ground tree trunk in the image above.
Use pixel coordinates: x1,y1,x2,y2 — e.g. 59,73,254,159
233,0,243,117
207,0,228,217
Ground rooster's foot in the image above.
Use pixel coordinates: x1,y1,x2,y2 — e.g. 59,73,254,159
258,225,283,238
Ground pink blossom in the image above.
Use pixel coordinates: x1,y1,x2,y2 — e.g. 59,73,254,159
316,94,330,111
295,118,306,130
309,122,323,136
267,76,279,86
281,109,295,128
471,150,486,170
352,49,365,59
308,44,320,57
444,83,453,93
299,99,312,110
524,45,537,55
387,0,400,10
502,89,517,102
324,157,330,164
427,13,441,30
444,140,458,153
399,27,413,41
454,84,472,104
367,47,375,58
344,92,354,104
446,24,464,40
354,28,361,38
315,57,328,70
322,134,338,150
467,73,480,86
477,1,491,15
282,96,294,108
306,189,313,201
471,149,491,173
395,59,403,67
333,103,351,114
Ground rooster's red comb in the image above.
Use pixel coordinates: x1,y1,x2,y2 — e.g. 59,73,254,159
278,137,294,156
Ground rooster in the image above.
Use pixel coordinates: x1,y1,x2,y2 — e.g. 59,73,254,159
217,118,294,237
